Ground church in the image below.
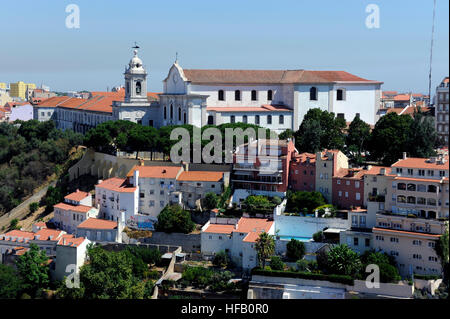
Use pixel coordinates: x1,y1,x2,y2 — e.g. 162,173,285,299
113,47,383,132
37,47,383,134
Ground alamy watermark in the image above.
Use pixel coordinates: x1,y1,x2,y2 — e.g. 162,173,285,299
365,4,380,29
65,4,80,29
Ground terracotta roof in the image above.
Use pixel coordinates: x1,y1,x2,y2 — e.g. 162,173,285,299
182,69,382,84
334,168,366,179
373,227,441,238
64,190,90,202
1,230,35,241
34,228,64,241
392,156,449,170
127,165,182,179
383,91,398,95
291,152,316,164
36,96,78,108
96,177,137,193
393,94,411,101
77,218,117,230
365,166,391,175
203,223,235,234
33,221,47,228
234,217,273,234
57,234,86,247
177,171,223,182
53,202,94,213
206,104,292,112
393,176,445,183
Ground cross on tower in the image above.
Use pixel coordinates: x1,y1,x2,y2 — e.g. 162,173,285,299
133,42,140,49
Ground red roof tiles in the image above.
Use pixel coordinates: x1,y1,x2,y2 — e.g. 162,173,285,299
64,190,90,202
177,171,223,182
78,218,117,230
96,177,137,193
127,166,182,179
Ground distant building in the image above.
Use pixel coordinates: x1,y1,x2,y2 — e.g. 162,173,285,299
8,103,33,122
9,81,36,100
435,77,449,145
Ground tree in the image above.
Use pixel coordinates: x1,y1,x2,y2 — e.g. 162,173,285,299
243,195,275,215
269,256,285,271
156,204,195,233
29,202,39,214
346,114,371,165
407,110,437,158
213,251,229,268
324,244,362,276
204,192,219,210
286,239,306,261
368,112,413,165
279,129,294,140
360,250,401,283
0,264,23,299
313,231,324,242
286,191,327,214
10,218,20,230
435,229,449,282
15,243,50,297
255,232,275,269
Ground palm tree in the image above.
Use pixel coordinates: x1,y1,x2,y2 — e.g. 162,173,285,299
255,232,275,269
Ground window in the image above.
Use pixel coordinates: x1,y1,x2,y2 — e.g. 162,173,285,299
184,112,187,124
337,180,341,185
267,115,272,124
397,195,406,203
355,181,360,188
243,115,248,124
149,200,155,207
164,106,167,120
338,191,342,197
356,193,361,200
390,237,399,243
336,89,345,101
365,238,370,247
279,115,284,124
354,237,359,246
251,90,257,101
407,169,413,175
255,115,260,125
398,183,406,190
178,107,181,121
267,90,273,101
136,81,141,95
310,87,318,100
207,115,214,125
407,184,416,191
413,240,422,246
160,201,165,207
149,190,154,195
235,90,241,101
230,115,235,124
218,90,224,101
170,104,173,119
428,185,437,193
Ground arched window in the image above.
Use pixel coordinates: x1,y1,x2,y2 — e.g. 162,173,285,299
170,104,173,119
419,210,426,218
427,198,437,206
183,112,187,124
164,106,167,120
417,184,426,192
251,90,257,101
230,115,235,124
407,196,416,204
178,107,181,121
417,197,426,205
398,183,406,190
407,184,416,191
267,115,272,125
428,211,437,219
337,89,345,101
279,114,284,124
267,90,273,101
243,115,248,124
255,115,260,125
136,81,141,95
310,87,318,101
397,195,406,203
428,185,437,193
218,90,224,101
235,90,241,101
126,81,130,95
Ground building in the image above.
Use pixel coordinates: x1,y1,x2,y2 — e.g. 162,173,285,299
76,218,122,243
232,139,295,202
8,103,34,122
0,88,13,106
201,217,274,271
162,61,383,132
54,235,90,281
52,190,99,234
289,152,316,192
315,150,348,203
332,168,365,210
9,81,36,100
435,77,449,145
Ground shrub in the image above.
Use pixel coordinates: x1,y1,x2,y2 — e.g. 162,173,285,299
156,204,195,233
269,256,285,271
251,268,354,285
29,202,39,214
272,196,282,205
9,219,20,230
286,239,306,261
325,245,362,276
213,251,229,268
204,192,219,210
296,259,309,272
312,231,324,242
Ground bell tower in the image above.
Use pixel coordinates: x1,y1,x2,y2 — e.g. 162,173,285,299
124,43,148,103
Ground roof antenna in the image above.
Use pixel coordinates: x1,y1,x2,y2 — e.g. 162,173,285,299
428,0,436,106
175,52,179,64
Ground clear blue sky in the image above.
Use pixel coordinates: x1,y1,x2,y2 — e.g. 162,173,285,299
0,0,448,94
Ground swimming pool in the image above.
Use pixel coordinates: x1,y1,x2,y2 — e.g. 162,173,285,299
278,235,312,242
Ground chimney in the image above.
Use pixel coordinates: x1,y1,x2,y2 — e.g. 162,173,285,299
380,168,386,175
133,169,139,187
182,161,189,172
139,159,144,166
402,152,407,160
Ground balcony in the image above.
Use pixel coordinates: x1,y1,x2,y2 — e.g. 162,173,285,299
368,193,385,202
232,175,283,184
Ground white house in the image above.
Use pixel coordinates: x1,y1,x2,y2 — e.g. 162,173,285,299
76,218,122,243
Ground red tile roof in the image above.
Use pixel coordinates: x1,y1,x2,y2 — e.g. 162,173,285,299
234,218,273,234
203,223,235,234
64,190,90,202
373,227,441,238
177,171,223,182
127,166,182,179
1,230,35,241
78,218,117,230
96,177,137,193
365,166,391,175
392,156,449,170
57,234,86,247
53,202,94,213
34,228,64,241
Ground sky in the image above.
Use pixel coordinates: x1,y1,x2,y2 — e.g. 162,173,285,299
0,0,448,94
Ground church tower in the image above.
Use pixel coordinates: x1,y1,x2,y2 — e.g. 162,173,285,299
124,47,148,103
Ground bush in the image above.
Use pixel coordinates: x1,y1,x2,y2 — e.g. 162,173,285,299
324,245,362,276
286,239,306,261
296,259,309,272
251,268,354,285
272,196,282,205
312,231,324,242
29,202,39,214
269,256,285,271
204,192,219,210
156,204,195,233
213,251,229,268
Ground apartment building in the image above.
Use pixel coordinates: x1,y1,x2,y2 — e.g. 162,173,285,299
435,77,449,145
232,139,295,202
76,218,121,243
332,168,365,210
315,150,349,203
9,81,36,100
289,152,316,192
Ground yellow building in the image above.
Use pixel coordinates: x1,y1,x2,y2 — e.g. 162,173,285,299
0,83,7,89
9,81,36,99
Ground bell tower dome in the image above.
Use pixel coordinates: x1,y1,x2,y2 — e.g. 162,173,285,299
124,45,148,103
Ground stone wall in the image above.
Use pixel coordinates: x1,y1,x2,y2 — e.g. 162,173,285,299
140,232,201,253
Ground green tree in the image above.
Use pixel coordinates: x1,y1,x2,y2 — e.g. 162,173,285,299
0,264,23,298
269,256,285,271
279,129,294,140
29,202,39,214
213,251,229,268
204,192,219,210
407,110,437,158
346,114,371,165
435,229,449,282
156,204,195,233
10,218,20,230
360,250,401,283
286,239,306,261
255,232,275,269
324,244,362,276
286,191,327,214
15,243,50,297
243,195,275,215
312,231,324,242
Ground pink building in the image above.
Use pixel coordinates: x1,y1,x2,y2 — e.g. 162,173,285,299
289,152,316,192
332,168,366,209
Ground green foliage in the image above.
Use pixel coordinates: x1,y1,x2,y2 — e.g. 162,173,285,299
296,259,310,272
0,264,23,298
346,114,371,165
181,266,236,292
286,239,306,261
313,231,324,242
15,243,50,297
242,195,276,215
10,218,20,230
269,256,285,271
322,244,362,276
251,267,354,285
29,202,39,214
406,109,437,158
286,191,327,214
213,251,229,268
217,186,232,209
278,129,294,140
204,192,219,210
294,108,346,153
255,232,275,268
156,204,195,233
